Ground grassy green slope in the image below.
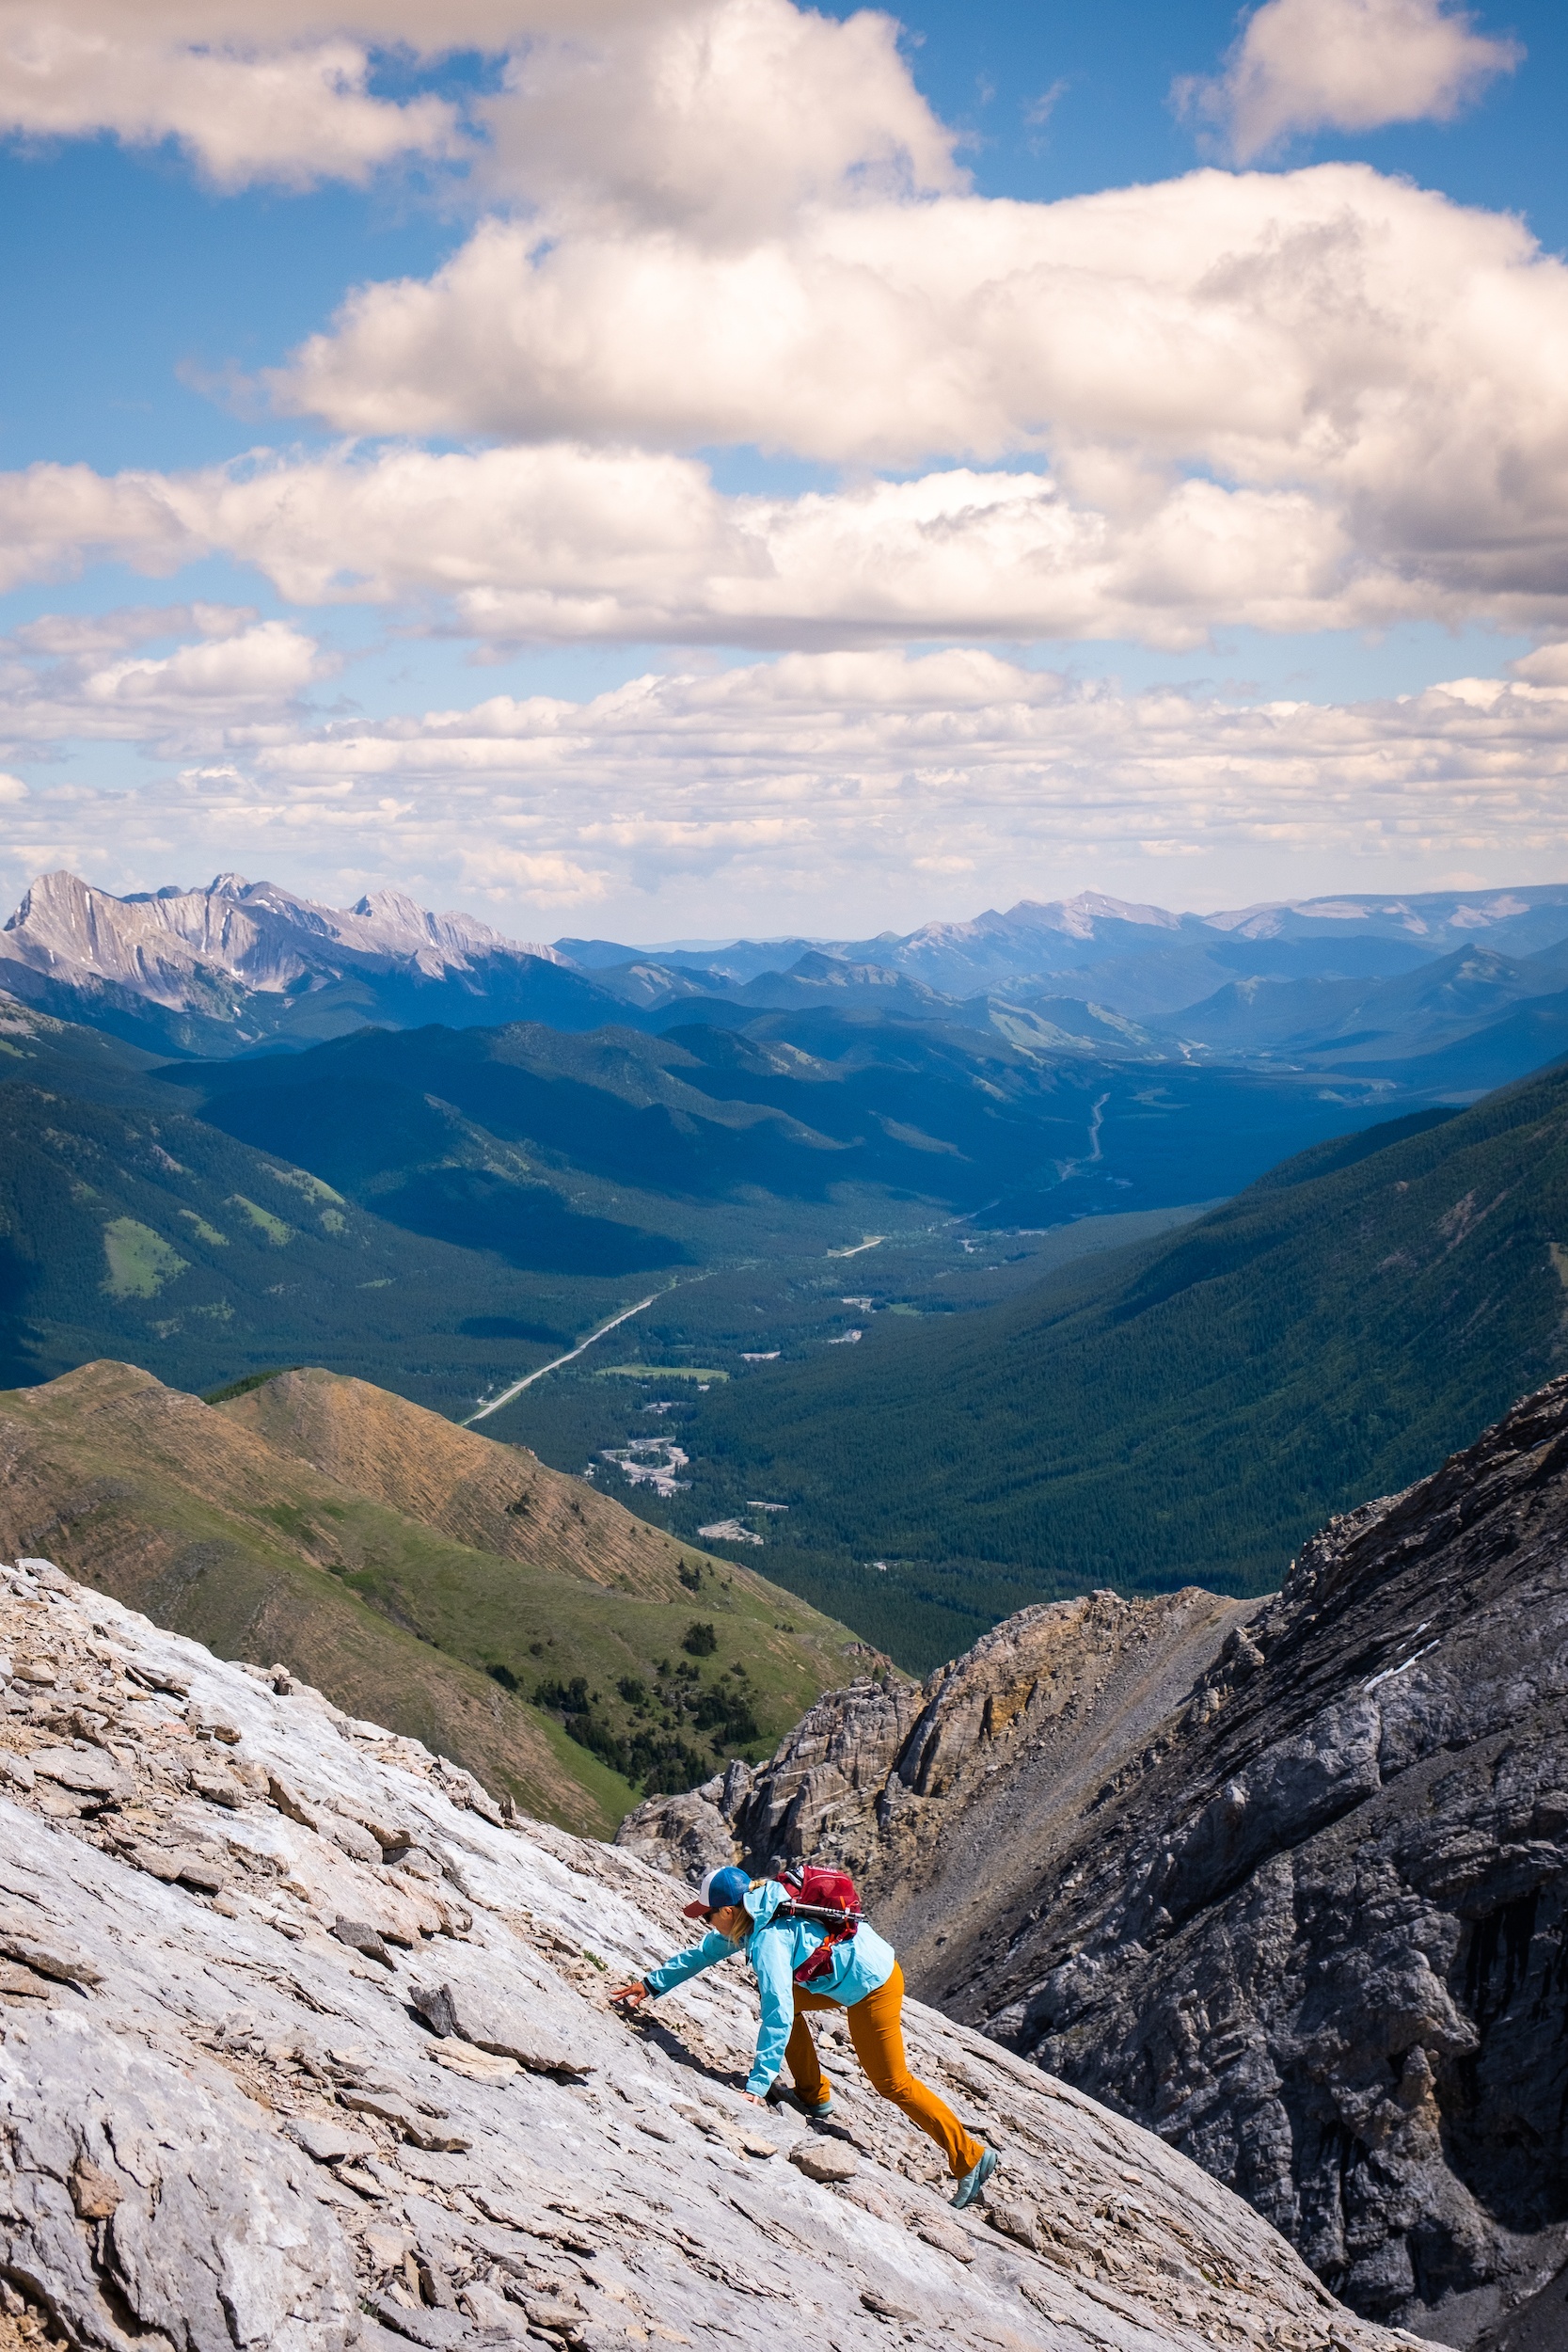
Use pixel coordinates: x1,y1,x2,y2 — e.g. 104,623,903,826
0,1359,629,1832
213,1364,875,1790
0,1359,874,1829
671,1073,1568,1622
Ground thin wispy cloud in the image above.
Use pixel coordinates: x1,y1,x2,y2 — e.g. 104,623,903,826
5,636,1567,931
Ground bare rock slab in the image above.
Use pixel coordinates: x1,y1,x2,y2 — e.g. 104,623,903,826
0,1562,1433,2352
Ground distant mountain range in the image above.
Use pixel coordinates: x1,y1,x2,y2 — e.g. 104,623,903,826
11,871,1568,1090
10,862,1568,1683
568,879,1568,1008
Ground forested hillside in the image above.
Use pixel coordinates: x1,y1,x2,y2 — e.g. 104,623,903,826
643,1069,1568,1650
160,1001,1411,1231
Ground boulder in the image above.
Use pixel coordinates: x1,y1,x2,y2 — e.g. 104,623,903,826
410,1979,591,2077
788,2138,859,2184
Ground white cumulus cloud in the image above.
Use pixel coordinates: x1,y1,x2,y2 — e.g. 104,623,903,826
0,0,932,197
0,18,460,187
0,615,334,761
1181,0,1522,163
276,161,1564,475
2,406,1567,654
471,0,960,236
263,166,1568,647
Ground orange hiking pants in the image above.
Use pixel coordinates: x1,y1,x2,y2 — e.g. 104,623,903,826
784,1962,985,2180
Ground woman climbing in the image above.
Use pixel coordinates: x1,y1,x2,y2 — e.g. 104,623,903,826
610,1865,998,2209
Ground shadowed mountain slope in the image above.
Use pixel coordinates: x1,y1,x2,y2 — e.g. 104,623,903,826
162,1002,1421,1238
0,991,683,1415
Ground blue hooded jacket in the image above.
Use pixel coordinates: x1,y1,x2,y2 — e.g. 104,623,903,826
642,1879,895,2097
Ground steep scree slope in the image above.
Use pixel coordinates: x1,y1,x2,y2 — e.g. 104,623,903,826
0,1560,1427,2352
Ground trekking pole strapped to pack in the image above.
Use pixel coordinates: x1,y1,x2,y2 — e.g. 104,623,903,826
774,1863,864,1985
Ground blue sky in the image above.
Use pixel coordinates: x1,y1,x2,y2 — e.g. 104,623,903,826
0,0,1564,939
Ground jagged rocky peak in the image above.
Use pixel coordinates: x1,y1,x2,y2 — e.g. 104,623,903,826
0,870,556,1009
627,1375,1568,2347
0,1561,1423,2352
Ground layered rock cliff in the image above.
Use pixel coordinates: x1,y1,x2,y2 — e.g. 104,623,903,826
625,1377,1568,2347
0,1556,1416,2352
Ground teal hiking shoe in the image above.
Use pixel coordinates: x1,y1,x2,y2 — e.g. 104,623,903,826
766,2085,835,2120
951,2149,998,2209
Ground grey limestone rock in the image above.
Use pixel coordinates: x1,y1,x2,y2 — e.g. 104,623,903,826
289,2115,380,2166
408,1977,591,2077
953,1375,1568,2345
27,1748,126,1800
684,1375,1568,2346
618,1589,1251,1980
0,1559,1428,2352
1,2010,358,2350
610,1784,738,1883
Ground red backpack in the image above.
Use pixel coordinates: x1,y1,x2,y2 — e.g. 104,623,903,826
773,1863,863,1986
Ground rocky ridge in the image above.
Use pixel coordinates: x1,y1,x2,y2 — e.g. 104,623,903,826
1,873,550,1008
615,1585,1252,1988
0,1553,1426,2352
626,1377,1568,2348
0,874,602,1055
216,1366,736,1597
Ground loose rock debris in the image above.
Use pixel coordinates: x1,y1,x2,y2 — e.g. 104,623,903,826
0,1561,1438,2352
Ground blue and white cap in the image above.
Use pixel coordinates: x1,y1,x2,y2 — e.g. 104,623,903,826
683,1865,751,1918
